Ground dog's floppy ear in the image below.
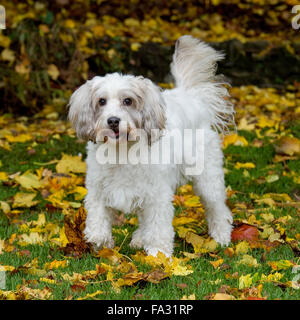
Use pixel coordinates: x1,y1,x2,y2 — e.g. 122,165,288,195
68,78,98,142
139,78,166,144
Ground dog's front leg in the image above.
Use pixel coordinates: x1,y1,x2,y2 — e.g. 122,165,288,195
83,191,114,250
140,200,175,257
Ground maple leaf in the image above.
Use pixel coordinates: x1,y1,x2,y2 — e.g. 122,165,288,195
56,154,86,174
231,224,259,242
61,207,90,257
184,232,218,253
14,170,43,190
12,192,39,208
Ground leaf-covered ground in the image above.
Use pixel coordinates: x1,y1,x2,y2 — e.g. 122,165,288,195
0,85,300,300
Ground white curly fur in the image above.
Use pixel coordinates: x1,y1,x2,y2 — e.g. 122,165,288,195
68,35,235,257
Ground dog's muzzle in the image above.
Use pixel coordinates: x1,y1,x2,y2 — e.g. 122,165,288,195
107,117,120,138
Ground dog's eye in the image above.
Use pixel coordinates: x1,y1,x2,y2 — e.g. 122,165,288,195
123,98,132,106
99,98,106,106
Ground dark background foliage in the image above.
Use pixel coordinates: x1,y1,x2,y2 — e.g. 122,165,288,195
0,0,299,114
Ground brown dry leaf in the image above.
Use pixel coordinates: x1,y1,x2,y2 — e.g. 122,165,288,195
231,224,259,242
116,272,144,287
62,207,90,257
273,154,298,163
144,270,169,284
176,283,188,290
96,248,122,264
71,284,86,293
224,247,234,258
19,286,52,300
15,56,31,76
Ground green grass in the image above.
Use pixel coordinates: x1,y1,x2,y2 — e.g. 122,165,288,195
0,126,300,300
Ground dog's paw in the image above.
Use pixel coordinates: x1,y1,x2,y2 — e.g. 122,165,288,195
84,228,114,250
145,247,172,258
129,234,143,249
129,230,143,249
91,238,115,251
209,219,232,247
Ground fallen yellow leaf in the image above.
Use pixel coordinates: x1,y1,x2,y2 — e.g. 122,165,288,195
56,154,86,174
13,192,39,208
209,258,224,269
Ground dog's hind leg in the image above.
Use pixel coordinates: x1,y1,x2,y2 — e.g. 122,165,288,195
192,131,233,246
129,212,144,249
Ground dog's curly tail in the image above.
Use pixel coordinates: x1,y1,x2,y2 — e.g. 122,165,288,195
170,35,235,133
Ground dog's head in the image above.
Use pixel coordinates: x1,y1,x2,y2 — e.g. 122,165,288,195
68,73,166,144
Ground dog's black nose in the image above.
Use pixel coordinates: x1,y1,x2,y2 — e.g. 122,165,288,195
107,117,120,129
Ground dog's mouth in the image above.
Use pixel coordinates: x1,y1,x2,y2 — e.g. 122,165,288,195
96,124,137,143
110,128,120,139
100,129,131,142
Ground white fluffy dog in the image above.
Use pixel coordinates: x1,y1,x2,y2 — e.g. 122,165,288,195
68,36,235,257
